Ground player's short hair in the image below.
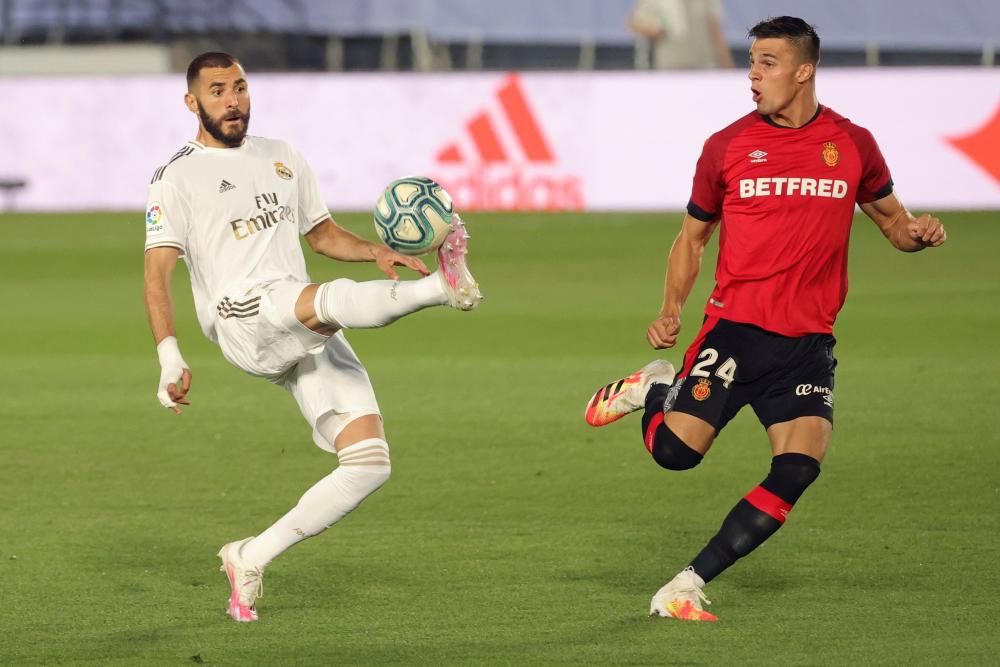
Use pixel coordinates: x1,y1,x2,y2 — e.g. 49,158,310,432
186,52,242,90
748,16,820,64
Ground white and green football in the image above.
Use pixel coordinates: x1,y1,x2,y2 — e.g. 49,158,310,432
374,176,454,256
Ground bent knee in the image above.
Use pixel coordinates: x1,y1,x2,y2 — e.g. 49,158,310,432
763,452,820,504
339,460,391,496
336,438,392,486
648,424,704,471
361,464,391,490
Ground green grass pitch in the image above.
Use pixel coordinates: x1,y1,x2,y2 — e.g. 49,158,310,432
1,210,997,665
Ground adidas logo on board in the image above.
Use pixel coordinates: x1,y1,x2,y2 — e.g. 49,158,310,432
431,74,583,212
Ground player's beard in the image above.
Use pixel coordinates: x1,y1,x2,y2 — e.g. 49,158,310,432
198,103,251,148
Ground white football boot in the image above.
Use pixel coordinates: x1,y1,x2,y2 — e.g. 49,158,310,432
218,537,263,622
649,566,718,622
437,214,482,311
585,359,675,427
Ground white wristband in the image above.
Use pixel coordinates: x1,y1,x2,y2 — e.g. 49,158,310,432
156,336,187,369
155,336,189,410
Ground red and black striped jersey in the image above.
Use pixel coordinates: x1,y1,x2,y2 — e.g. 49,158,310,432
687,105,893,336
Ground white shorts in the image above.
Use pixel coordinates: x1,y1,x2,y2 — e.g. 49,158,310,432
215,280,380,452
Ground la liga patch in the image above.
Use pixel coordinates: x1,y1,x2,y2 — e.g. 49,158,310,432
146,203,165,235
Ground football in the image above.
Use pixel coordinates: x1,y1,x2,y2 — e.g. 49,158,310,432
373,176,455,256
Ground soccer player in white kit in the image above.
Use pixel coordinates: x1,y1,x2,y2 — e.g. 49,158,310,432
143,52,482,622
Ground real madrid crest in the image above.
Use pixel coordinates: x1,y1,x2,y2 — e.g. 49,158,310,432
274,161,293,180
822,141,839,167
692,378,712,401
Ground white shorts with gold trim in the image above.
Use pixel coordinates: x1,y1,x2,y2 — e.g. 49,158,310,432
214,280,380,452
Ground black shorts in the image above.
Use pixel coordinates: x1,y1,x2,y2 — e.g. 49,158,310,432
665,317,837,431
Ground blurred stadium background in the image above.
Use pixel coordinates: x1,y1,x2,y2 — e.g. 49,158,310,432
1,1,998,664
1,0,998,213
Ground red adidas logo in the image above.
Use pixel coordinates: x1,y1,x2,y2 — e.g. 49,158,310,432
430,73,583,211
436,74,555,165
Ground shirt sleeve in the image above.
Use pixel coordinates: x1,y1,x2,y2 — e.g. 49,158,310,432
850,125,894,204
291,149,331,235
144,178,189,253
686,133,726,222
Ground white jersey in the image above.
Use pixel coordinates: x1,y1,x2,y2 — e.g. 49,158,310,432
144,137,330,341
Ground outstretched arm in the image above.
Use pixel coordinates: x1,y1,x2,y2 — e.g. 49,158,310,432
647,213,720,349
304,218,430,280
860,192,946,252
144,247,192,414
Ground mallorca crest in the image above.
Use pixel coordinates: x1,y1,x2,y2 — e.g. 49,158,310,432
822,142,839,167
691,378,712,401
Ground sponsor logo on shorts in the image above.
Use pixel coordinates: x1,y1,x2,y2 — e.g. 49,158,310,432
274,161,293,180
145,203,164,235
822,141,840,167
692,378,712,401
795,383,834,407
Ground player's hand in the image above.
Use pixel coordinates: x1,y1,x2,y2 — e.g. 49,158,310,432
155,336,191,415
371,245,430,280
907,214,946,247
647,314,681,349
158,367,192,415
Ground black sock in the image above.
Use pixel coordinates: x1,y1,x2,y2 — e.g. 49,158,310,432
688,453,820,583
688,500,783,583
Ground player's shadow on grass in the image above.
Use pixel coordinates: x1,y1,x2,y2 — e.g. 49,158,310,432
87,533,222,602
727,566,794,593
80,536,243,661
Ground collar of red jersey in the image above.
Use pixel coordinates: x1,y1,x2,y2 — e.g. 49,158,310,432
760,104,824,130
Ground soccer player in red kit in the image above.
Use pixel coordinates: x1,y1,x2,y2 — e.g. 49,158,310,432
585,16,946,621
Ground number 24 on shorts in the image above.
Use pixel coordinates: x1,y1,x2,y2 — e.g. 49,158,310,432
690,348,737,388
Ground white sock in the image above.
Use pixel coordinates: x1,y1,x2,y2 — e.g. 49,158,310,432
314,276,446,329
240,438,391,568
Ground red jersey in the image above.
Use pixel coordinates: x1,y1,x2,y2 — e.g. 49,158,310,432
687,105,893,336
